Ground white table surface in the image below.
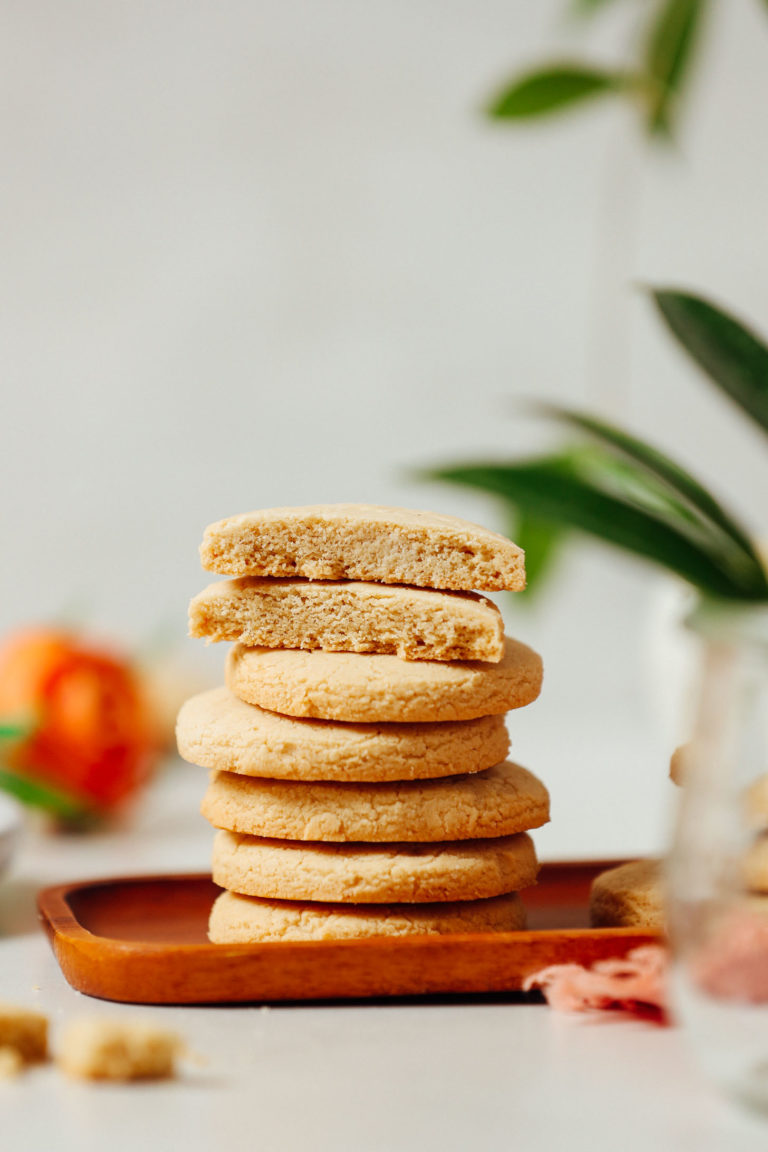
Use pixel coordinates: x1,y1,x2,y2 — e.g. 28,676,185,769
2,759,767,1152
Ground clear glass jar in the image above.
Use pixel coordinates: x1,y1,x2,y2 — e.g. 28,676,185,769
666,600,768,1113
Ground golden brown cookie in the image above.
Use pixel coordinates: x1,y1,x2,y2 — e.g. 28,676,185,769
225,637,542,723
201,761,549,842
176,688,510,782
199,504,525,592
208,889,527,942
589,859,664,930
189,578,504,663
211,829,539,903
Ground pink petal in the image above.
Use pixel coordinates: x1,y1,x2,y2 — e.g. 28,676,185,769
524,946,669,1017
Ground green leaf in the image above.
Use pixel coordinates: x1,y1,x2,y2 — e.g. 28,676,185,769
571,0,621,14
423,456,768,601
0,723,30,741
0,768,88,820
644,0,707,134
533,402,764,570
652,289,768,439
513,513,565,595
488,65,628,120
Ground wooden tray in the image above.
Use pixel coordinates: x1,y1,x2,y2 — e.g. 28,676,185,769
37,861,660,1005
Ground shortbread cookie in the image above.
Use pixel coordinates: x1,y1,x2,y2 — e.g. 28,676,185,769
201,761,549,842
209,889,527,943
189,578,504,663
57,1020,181,1081
177,688,510,782
200,504,525,592
590,859,664,930
211,829,538,903
226,638,542,723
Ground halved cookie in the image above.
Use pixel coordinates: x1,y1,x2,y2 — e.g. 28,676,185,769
189,578,504,663
199,504,525,592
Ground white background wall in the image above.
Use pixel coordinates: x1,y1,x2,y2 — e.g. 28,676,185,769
2,0,767,858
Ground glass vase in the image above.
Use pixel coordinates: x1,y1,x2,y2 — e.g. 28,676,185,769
666,600,768,1113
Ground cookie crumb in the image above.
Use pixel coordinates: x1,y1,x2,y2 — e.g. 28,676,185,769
0,1003,48,1063
0,1047,24,1079
57,1019,181,1081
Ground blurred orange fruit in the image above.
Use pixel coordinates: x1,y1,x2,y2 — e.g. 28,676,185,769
0,629,157,813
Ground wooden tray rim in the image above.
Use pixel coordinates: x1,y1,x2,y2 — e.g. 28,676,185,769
38,865,662,956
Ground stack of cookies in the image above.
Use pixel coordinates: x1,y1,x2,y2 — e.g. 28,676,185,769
176,505,549,943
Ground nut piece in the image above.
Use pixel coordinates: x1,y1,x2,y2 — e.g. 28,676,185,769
57,1019,181,1081
0,1003,48,1063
